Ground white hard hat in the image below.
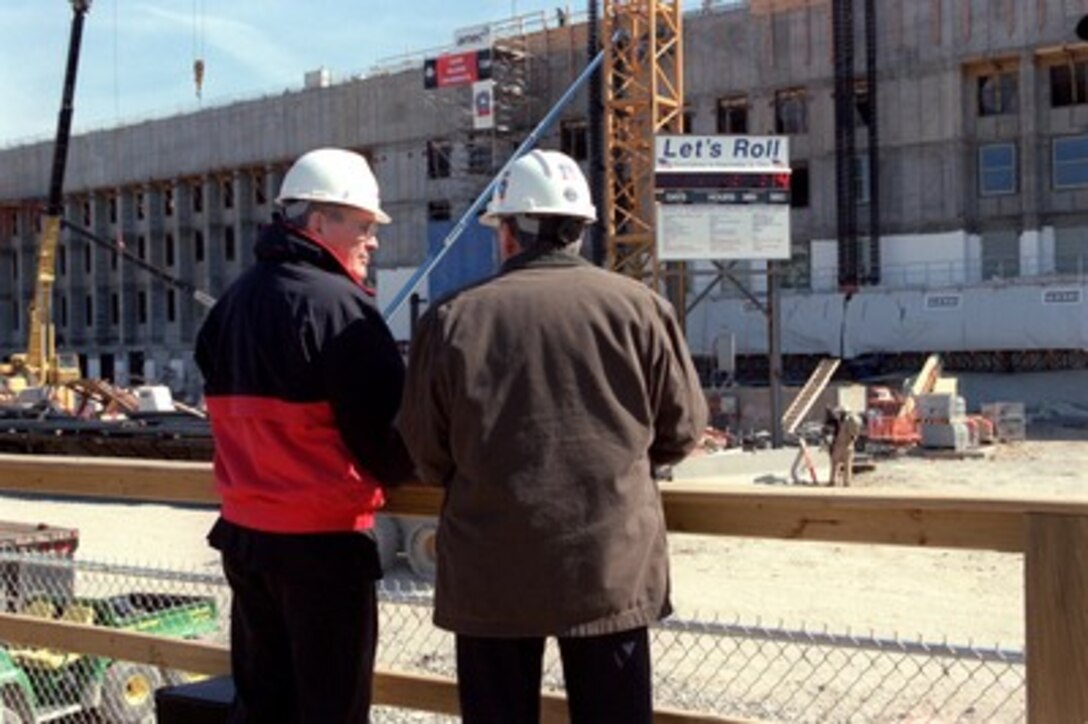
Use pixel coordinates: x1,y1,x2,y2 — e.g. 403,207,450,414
276,148,391,224
480,149,596,227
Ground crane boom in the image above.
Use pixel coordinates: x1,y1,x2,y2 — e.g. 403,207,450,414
59,219,217,309
18,1,92,386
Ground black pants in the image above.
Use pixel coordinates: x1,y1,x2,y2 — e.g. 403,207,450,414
455,628,653,724
214,521,382,724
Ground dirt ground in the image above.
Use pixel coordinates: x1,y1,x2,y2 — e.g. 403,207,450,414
2,421,1087,651
669,421,1088,647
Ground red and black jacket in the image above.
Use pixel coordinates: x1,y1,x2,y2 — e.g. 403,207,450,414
195,217,413,534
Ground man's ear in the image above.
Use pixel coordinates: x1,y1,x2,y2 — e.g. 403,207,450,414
307,207,326,236
499,222,520,259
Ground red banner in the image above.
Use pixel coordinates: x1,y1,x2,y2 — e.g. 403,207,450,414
423,49,492,90
436,50,479,88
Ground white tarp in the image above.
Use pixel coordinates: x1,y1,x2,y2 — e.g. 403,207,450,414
687,281,1088,358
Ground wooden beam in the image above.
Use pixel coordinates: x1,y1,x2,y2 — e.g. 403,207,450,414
960,53,1022,74
1026,513,1088,723
1033,43,1088,62
749,0,829,15
376,667,740,722
663,483,1088,552
666,490,1024,552
5,455,1088,552
0,614,739,723
384,483,445,517
371,668,459,715
0,454,217,504
0,613,456,714
0,611,230,675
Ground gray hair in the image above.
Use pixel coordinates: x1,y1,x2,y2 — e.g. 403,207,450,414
279,200,312,227
280,200,343,228
505,214,586,254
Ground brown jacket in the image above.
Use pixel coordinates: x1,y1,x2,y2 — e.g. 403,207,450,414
398,248,708,637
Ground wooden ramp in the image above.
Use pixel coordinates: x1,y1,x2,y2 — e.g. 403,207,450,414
782,358,841,435
66,378,139,415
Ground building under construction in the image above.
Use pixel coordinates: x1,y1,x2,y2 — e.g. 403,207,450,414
1,1,1087,399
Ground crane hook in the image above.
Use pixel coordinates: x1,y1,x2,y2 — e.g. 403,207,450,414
193,58,205,99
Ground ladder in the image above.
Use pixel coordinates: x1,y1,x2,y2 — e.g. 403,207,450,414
782,358,841,435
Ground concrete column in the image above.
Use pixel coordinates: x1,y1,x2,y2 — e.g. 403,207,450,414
965,232,983,284
1019,53,1041,233
1020,228,1042,276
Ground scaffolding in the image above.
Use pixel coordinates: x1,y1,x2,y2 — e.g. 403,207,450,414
417,11,569,183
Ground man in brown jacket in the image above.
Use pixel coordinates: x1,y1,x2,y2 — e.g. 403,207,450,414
398,149,708,723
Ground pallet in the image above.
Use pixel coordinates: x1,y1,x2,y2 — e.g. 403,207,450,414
907,446,993,461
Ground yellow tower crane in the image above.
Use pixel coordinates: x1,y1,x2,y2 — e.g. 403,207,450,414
602,0,685,314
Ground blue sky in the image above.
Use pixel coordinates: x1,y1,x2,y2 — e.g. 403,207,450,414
0,1,598,146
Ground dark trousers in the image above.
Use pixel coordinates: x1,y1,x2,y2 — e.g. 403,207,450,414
455,628,653,724
221,552,379,723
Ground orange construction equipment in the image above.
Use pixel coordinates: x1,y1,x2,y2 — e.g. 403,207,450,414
865,354,942,448
865,385,920,447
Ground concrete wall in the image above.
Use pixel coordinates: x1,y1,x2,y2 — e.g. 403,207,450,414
2,2,1088,390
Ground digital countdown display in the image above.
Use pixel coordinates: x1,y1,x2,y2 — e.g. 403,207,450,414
655,171,792,190
654,171,792,206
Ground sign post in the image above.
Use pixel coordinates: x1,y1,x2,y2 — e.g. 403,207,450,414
654,134,793,446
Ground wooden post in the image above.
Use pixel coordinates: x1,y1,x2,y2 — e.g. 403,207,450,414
1025,513,1088,723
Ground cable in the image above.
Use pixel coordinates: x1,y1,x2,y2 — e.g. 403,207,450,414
113,0,120,120
192,0,206,99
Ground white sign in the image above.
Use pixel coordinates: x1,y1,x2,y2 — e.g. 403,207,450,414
655,134,792,261
1042,288,1082,305
925,293,963,310
455,23,492,49
472,80,495,130
655,135,789,170
656,205,790,260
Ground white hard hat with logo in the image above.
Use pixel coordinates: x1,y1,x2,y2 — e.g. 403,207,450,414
277,147,391,224
480,149,596,227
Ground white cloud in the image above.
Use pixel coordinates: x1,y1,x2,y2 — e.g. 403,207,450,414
138,4,307,86
0,0,620,144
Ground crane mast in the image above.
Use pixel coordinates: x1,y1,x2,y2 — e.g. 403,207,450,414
602,0,684,313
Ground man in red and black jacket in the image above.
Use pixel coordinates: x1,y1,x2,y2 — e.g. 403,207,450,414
195,148,413,723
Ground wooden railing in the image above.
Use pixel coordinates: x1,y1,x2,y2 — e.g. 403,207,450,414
0,453,1086,723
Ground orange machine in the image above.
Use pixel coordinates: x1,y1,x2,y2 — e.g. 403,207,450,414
866,385,921,447
865,355,942,449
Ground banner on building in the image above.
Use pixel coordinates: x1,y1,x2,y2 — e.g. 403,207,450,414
472,80,495,130
424,48,493,90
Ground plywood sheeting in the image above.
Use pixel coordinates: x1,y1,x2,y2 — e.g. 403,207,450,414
749,0,829,16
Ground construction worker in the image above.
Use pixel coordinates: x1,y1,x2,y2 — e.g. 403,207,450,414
826,406,862,486
194,148,413,722
398,149,708,723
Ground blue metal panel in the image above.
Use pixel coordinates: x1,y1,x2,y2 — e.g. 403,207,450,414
382,49,605,322
426,219,496,302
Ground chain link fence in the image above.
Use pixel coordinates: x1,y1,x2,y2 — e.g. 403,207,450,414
0,552,1025,723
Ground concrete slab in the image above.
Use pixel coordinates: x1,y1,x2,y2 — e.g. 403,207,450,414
670,447,800,485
